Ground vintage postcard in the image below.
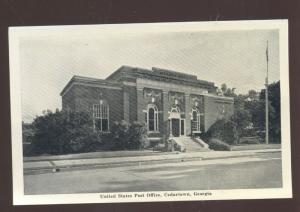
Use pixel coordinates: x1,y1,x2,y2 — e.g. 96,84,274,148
9,20,292,205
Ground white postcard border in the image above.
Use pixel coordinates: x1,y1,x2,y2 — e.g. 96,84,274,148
9,19,292,205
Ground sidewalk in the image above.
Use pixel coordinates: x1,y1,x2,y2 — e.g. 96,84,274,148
24,150,177,162
23,148,281,174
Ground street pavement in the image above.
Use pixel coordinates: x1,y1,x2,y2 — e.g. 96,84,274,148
24,151,282,194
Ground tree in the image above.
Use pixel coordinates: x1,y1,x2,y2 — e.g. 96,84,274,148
231,94,252,144
244,99,264,130
31,110,96,154
221,83,236,98
248,90,258,101
221,83,227,94
217,84,252,144
217,81,281,144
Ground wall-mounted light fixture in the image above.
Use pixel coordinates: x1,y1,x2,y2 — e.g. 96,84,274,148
98,91,103,105
175,99,178,105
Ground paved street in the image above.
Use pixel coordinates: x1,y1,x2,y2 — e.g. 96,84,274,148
24,152,282,194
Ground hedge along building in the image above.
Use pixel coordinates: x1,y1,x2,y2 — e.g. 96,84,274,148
60,66,234,140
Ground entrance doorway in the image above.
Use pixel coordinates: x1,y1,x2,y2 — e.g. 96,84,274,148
169,106,185,137
171,119,180,137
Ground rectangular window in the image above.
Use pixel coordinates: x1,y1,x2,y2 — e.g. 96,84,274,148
95,119,102,131
102,119,108,131
93,104,109,132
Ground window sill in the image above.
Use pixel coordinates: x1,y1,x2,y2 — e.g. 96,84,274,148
148,131,160,134
94,131,110,133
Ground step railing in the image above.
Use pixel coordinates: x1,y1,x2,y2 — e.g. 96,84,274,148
169,137,186,152
192,137,209,149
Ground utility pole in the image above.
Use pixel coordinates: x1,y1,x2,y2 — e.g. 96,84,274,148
265,41,269,144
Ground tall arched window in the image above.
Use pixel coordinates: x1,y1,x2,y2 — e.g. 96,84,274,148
191,108,201,132
147,104,158,132
93,103,109,132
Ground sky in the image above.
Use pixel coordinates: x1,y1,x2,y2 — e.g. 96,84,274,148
18,23,280,123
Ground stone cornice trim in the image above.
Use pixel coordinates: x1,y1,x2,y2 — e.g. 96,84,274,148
61,81,122,97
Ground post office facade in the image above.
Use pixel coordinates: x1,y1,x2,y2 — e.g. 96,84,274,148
61,66,234,138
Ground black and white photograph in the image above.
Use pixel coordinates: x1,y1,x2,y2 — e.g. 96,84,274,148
9,20,291,205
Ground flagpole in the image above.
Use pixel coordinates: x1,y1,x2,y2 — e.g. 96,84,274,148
265,41,269,144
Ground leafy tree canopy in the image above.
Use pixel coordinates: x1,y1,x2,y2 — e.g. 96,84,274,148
215,81,280,144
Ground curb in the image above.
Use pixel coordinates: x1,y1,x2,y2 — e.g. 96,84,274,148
24,156,204,175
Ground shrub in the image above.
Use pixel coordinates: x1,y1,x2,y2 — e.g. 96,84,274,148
242,127,257,137
31,110,96,155
152,143,166,152
22,123,34,144
208,138,232,151
127,122,148,150
148,139,162,148
110,121,148,150
110,120,130,150
239,137,261,145
23,143,34,156
29,110,148,155
70,132,114,152
203,119,237,145
69,132,107,153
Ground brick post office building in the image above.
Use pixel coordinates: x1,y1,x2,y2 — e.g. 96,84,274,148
61,66,234,139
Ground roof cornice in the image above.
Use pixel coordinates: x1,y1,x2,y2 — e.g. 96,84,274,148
60,75,122,96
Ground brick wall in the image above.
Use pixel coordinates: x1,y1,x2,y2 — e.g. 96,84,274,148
184,94,191,135
204,95,234,131
126,86,138,123
62,84,123,128
62,87,76,111
162,91,170,137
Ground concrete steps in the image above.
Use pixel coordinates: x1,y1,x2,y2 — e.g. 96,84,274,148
172,136,210,152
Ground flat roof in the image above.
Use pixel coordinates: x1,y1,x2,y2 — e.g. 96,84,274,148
61,65,217,96
106,65,215,88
